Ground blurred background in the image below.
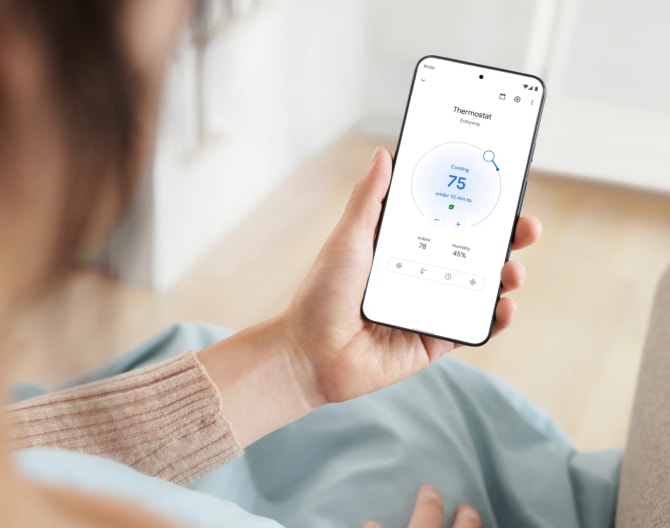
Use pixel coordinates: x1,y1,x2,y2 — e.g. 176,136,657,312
9,0,670,452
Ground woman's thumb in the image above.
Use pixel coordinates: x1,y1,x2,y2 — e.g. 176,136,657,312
340,147,393,234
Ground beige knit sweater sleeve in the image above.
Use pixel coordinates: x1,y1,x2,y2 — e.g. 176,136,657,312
5,351,243,485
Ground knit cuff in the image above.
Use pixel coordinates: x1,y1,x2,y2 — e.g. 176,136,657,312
7,351,243,485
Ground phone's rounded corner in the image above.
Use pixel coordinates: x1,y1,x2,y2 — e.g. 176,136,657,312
461,323,496,347
530,74,547,97
416,55,438,70
467,332,492,348
360,300,376,325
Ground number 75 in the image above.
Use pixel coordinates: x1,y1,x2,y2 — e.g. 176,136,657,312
448,174,467,190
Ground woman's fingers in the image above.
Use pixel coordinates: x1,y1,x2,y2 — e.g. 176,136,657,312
511,215,542,250
407,485,445,528
360,487,481,528
489,296,518,340
452,505,482,527
501,260,526,294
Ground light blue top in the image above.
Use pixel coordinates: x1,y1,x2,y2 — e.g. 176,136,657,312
13,323,620,527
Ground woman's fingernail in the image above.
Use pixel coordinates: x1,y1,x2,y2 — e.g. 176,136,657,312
419,484,440,499
455,504,481,521
370,147,381,165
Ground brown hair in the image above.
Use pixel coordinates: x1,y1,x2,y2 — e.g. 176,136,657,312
0,0,142,273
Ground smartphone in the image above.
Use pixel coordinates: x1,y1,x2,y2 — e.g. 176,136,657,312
361,56,545,346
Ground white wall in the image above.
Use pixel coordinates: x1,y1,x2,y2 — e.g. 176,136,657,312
360,0,670,194
360,0,541,137
104,0,365,290
105,0,670,289
532,0,670,192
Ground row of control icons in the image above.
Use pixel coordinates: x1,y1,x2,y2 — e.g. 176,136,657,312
387,257,484,292
498,93,535,105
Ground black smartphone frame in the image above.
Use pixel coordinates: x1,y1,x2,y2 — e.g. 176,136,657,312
361,55,546,346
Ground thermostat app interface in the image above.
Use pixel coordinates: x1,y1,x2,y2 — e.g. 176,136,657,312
362,57,544,345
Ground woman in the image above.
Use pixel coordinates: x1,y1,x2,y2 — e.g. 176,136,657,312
0,0,544,526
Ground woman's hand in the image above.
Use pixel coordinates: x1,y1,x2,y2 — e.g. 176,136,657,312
361,485,482,528
284,147,542,406
200,147,541,447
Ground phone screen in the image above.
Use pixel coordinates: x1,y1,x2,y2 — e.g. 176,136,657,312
362,56,545,345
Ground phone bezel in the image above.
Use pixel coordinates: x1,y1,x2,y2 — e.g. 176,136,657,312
360,55,546,346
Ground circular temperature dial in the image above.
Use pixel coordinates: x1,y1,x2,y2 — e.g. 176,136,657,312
411,142,501,229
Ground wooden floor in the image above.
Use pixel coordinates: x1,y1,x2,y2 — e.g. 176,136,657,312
8,130,670,451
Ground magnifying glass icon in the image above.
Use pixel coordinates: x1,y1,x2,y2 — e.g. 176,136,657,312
483,150,499,172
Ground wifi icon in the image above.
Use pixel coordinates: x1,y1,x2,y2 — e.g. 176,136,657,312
523,84,528,89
